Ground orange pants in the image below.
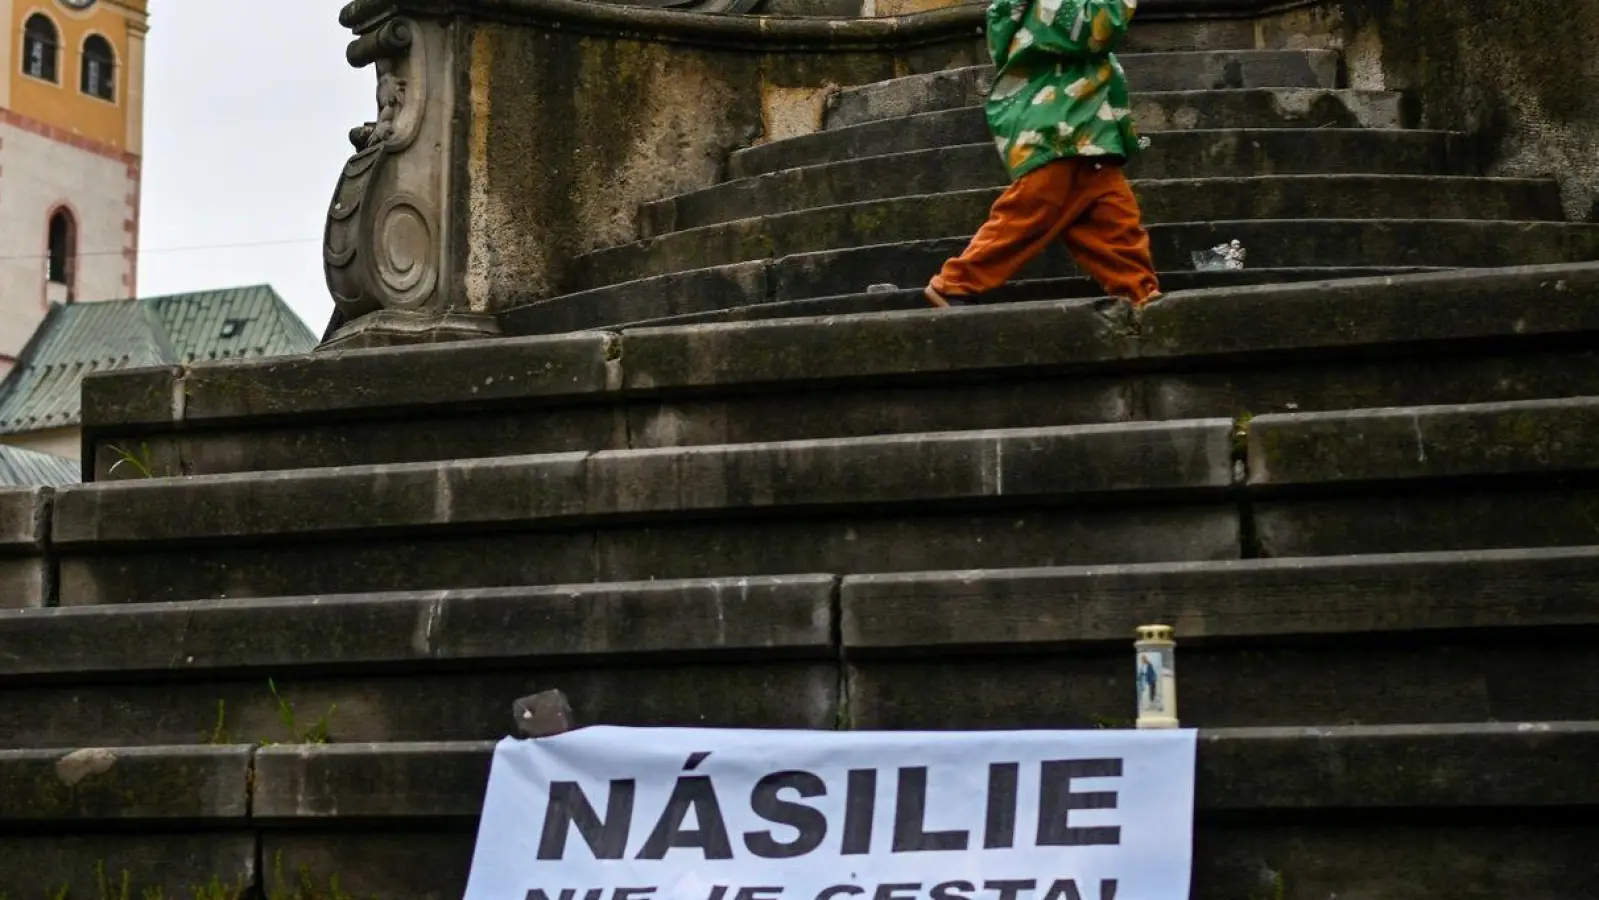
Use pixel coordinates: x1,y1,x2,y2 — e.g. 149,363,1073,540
930,157,1161,304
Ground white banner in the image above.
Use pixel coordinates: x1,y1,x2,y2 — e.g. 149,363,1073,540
464,726,1197,900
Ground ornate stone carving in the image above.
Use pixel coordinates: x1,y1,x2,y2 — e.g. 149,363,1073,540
608,0,765,13
323,16,486,347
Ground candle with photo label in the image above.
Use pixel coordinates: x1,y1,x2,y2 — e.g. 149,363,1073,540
1135,625,1178,729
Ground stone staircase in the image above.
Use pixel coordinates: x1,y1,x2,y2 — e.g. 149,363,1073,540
7,8,1599,900
497,37,1599,334
2,262,1594,896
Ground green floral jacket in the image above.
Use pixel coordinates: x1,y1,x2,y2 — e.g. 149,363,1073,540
984,0,1145,181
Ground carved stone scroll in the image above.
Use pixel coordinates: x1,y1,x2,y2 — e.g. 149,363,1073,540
321,15,494,348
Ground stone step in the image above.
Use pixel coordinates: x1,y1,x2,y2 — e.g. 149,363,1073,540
0,488,49,610
569,216,1599,305
3,548,1599,748
4,723,1597,896
844,546,1599,729
0,745,256,895
52,420,1242,605
647,130,1482,236
0,575,841,748
1071,13,1259,53
1246,397,1599,557
573,265,1449,331
587,176,1564,288
83,264,1599,478
733,93,1410,178
824,52,1342,129
757,4,1264,52
55,393,1599,604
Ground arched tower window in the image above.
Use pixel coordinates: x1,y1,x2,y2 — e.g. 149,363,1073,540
22,14,59,83
47,209,76,295
81,34,115,100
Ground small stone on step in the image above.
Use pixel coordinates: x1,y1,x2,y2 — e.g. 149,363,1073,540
512,689,576,738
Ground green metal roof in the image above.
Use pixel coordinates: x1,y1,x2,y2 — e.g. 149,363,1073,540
0,284,316,436
0,443,78,486
145,285,317,364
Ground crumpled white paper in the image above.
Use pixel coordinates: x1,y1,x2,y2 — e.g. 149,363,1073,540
1192,239,1246,271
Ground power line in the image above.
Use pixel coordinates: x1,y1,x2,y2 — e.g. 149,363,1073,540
0,236,322,263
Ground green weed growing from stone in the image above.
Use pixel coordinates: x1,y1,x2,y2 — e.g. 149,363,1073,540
93,861,169,900
105,443,157,479
1578,500,1599,538
204,700,232,745
95,862,124,900
186,875,249,900
268,851,374,900
203,684,340,746
262,679,336,745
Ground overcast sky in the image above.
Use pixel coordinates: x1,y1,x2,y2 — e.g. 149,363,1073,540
137,2,372,334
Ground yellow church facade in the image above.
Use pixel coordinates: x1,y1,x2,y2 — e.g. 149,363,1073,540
0,0,147,370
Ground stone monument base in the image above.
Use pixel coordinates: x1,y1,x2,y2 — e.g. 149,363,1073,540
320,308,502,351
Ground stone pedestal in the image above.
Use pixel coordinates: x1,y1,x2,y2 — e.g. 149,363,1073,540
324,0,1523,350
319,0,990,349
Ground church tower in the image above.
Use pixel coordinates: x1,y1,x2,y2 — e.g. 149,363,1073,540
0,0,147,367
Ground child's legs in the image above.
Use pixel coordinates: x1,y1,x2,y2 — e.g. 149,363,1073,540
1060,164,1162,304
929,160,1094,297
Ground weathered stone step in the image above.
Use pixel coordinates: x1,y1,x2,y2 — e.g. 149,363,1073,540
84,265,1599,478
758,4,1263,52
6,724,1596,897
5,548,1599,748
845,545,1599,728
0,745,256,894
56,392,1599,603
52,421,1240,605
111,730,1599,814
580,218,1599,306
1249,398,1599,487
0,745,251,822
566,265,1447,332
0,488,49,610
647,130,1481,236
825,52,1342,129
588,176,1563,288
0,576,841,747
732,93,1409,178
1246,397,1599,557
